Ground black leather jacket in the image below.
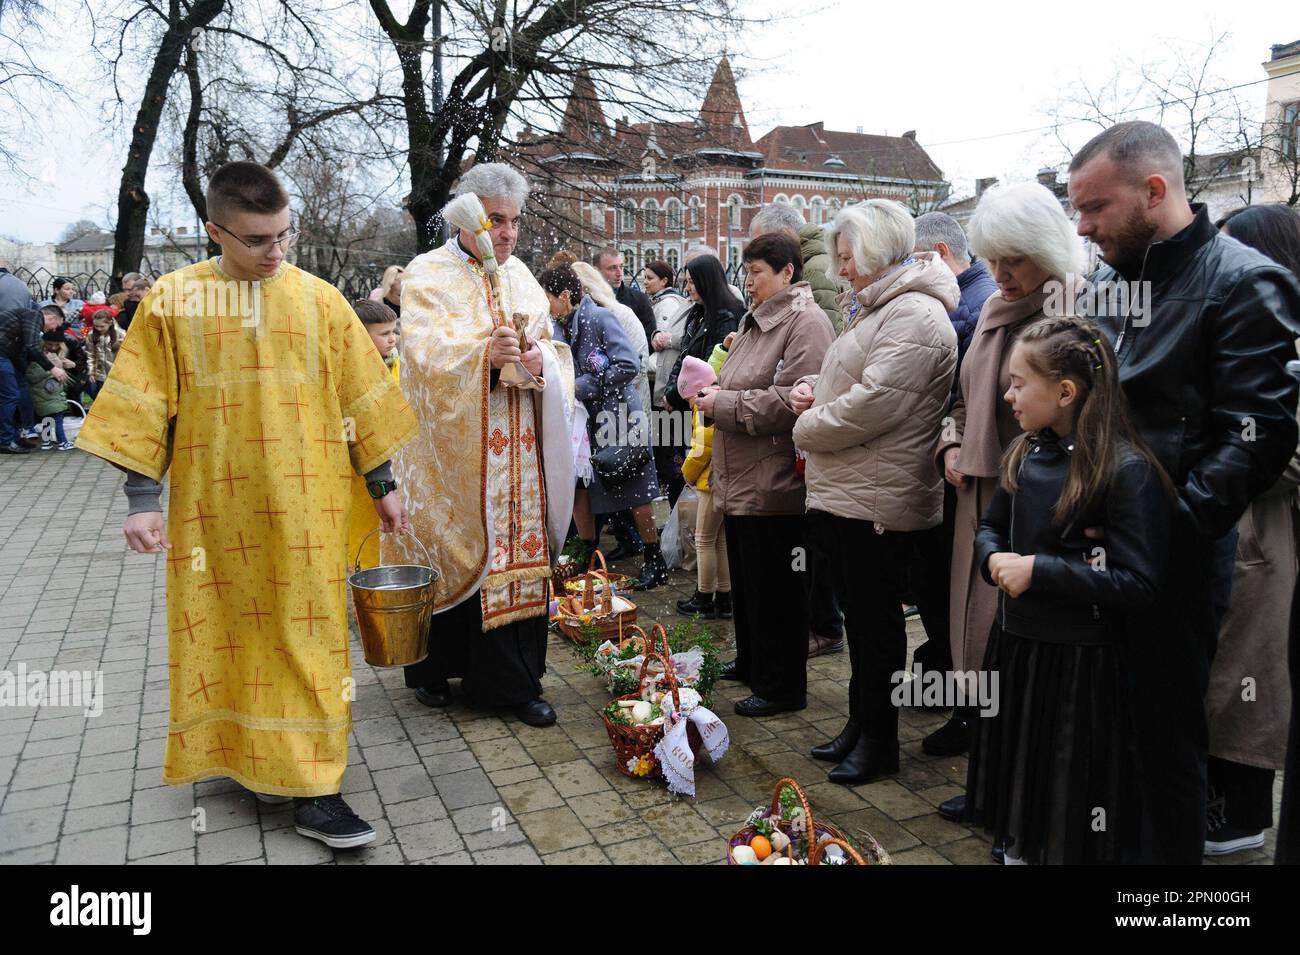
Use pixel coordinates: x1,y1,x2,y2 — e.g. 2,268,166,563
1077,204,1300,540
0,307,55,370
974,430,1171,643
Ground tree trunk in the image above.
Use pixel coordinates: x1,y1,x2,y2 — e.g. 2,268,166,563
110,0,226,289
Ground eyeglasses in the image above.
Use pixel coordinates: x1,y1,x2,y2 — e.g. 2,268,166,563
211,221,300,255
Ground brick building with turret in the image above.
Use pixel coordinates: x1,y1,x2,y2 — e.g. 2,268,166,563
515,58,948,275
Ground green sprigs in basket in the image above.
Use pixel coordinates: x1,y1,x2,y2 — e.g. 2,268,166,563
573,618,722,708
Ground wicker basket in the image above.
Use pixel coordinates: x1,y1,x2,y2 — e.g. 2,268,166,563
601,624,701,780
726,777,889,865
555,549,637,643
550,556,582,599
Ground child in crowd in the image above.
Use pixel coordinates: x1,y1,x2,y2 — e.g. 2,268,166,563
348,298,402,569
85,307,125,402
966,315,1175,864
26,331,73,450
79,292,120,336
677,337,732,620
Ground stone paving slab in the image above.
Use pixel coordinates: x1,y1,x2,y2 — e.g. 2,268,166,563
0,444,1283,864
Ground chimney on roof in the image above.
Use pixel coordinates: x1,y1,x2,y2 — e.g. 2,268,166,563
902,130,916,140
1036,167,1058,187
177,226,188,236
150,227,161,236
976,177,999,197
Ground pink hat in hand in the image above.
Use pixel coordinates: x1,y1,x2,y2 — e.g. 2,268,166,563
676,355,717,399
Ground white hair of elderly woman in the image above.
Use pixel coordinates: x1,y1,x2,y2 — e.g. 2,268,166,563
453,162,530,209
968,181,1085,282
824,199,915,277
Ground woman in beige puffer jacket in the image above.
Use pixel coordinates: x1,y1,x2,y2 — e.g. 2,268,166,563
792,200,958,785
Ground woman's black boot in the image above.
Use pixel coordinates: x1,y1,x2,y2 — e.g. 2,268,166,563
811,719,861,762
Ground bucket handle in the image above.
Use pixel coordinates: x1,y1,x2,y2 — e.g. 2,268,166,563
353,526,438,578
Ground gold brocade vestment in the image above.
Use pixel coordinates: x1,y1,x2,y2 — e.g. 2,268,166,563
389,243,574,630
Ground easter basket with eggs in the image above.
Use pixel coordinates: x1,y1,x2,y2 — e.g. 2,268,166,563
553,549,637,644
726,777,890,866
601,623,729,784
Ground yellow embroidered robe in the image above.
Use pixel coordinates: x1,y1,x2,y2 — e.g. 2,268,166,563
75,259,416,796
389,244,575,630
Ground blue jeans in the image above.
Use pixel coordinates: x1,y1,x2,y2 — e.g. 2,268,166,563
46,413,67,445
0,355,22,444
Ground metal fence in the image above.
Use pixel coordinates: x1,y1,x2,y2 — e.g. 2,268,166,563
10,264,173,302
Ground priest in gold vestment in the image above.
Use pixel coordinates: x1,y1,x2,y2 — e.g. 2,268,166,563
391,163,575,727
76,161,417,850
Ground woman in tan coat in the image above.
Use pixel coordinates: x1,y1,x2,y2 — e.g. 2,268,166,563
695,231,834,717
792,200,958,784
929,182,1086,761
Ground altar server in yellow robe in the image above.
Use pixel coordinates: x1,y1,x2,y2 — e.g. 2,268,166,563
76,161,417,849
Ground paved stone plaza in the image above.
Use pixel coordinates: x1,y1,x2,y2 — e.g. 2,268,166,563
0,441,1282,864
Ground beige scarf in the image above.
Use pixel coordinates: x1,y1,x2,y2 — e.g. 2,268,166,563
957,278,1078,477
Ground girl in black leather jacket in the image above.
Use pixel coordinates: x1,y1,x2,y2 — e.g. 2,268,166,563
966,315,1176,865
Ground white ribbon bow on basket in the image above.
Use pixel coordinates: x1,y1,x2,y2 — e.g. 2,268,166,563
654,686,729,797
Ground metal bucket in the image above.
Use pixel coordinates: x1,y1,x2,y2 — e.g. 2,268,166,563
348,530,439,668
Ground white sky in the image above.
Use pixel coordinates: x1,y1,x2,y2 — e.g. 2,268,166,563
0,0,1293,245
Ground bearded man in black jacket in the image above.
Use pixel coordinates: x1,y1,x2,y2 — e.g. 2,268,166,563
1067,121,1300,864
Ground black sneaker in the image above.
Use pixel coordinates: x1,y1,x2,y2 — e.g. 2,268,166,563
0,441,32,455
293,794,376,849
1204,825,1265,856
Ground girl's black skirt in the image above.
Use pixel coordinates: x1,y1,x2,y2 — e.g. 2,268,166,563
966,624,1141,865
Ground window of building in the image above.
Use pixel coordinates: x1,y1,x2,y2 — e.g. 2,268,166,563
667,247,680,273
590,202,605,231
728,243,741,267
727,194,743,230
643,198,659,232
622,247,635,271
772,193,790,206
810,197,825,225
791,195,807,220
688,196,701,230
1283,101,1300,161
620,201,636,232
665,198,683,232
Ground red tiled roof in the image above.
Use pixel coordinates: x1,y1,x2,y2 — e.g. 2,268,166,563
756,123,943,182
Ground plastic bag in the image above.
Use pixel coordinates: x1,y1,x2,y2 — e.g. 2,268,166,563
661,486,698,571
